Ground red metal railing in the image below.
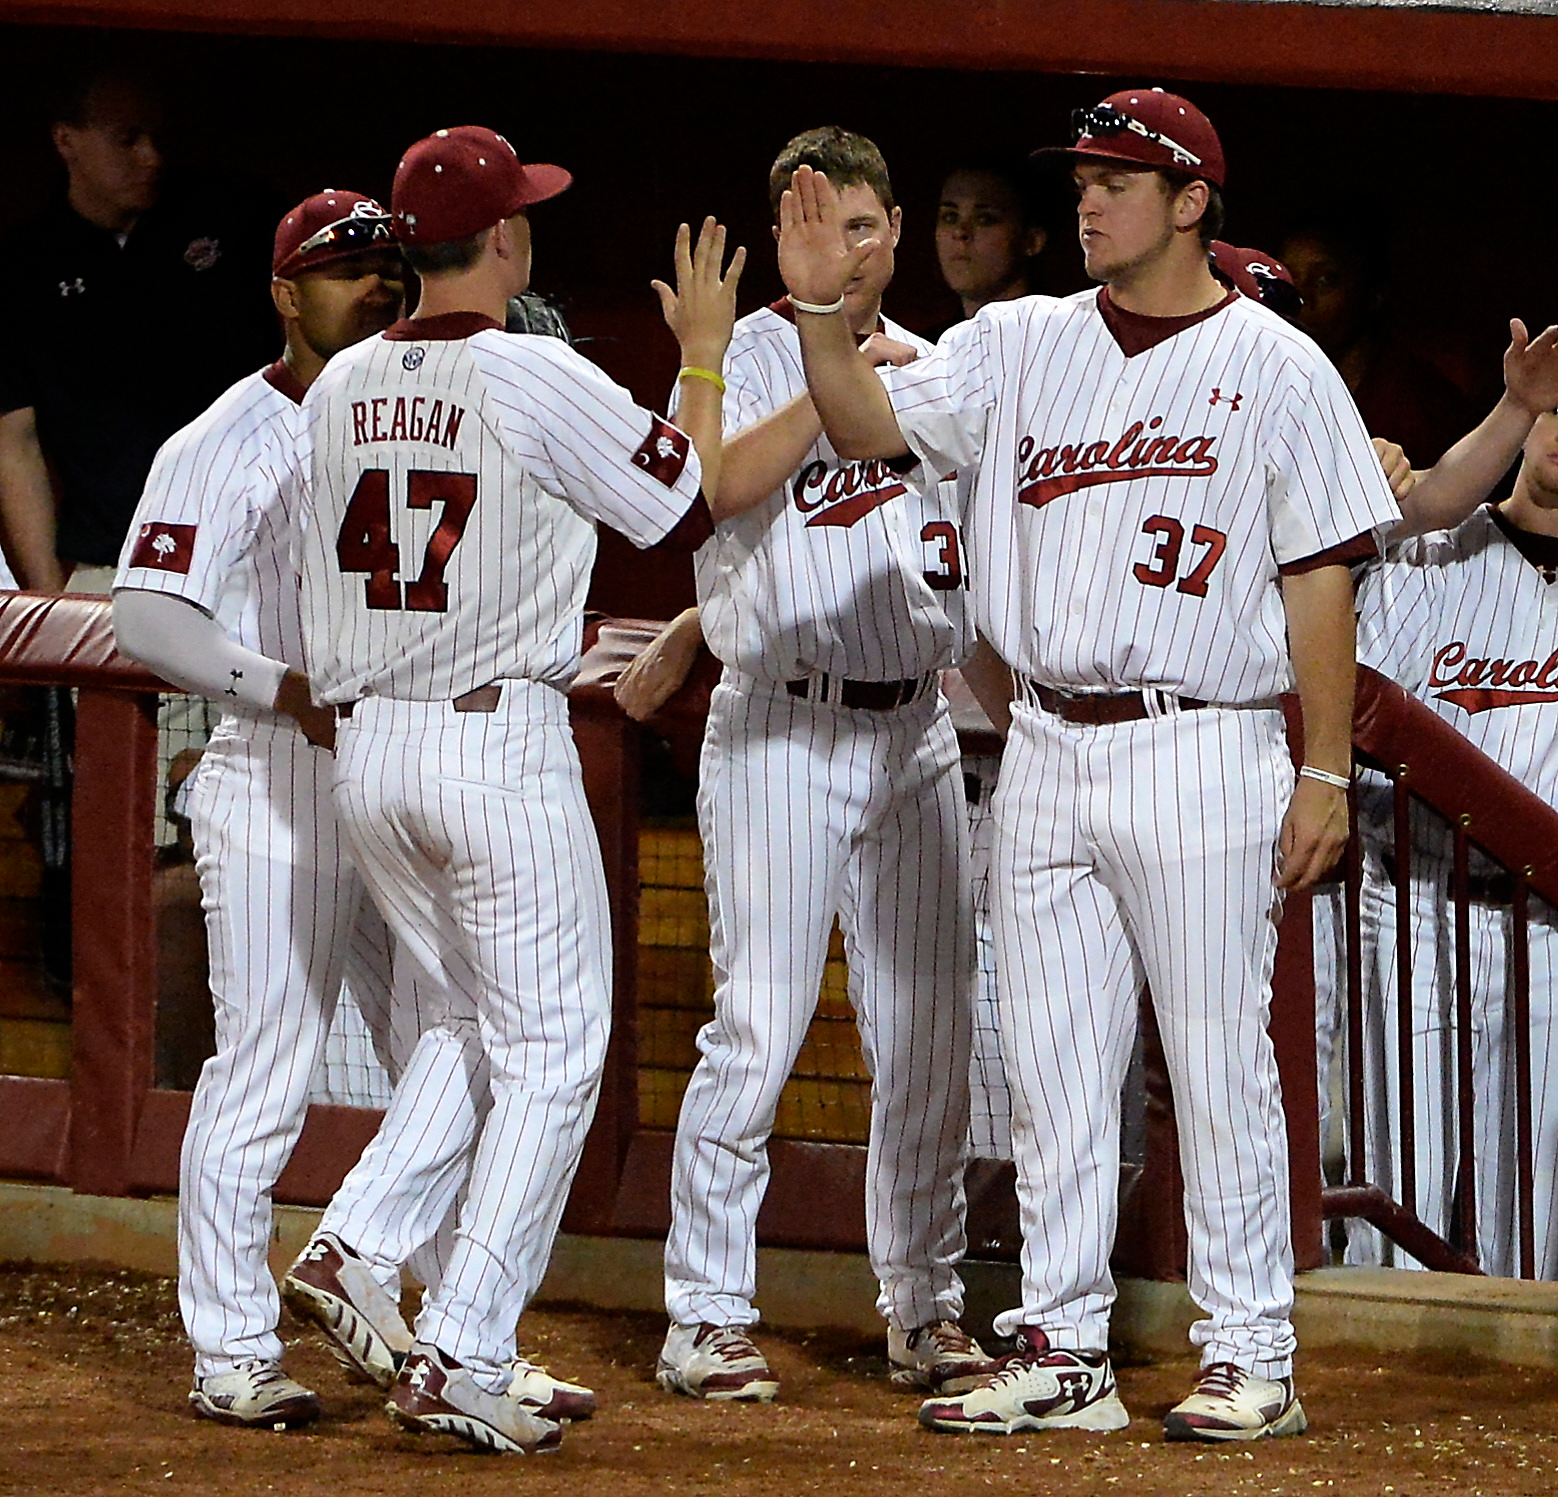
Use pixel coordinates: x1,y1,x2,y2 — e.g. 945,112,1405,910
1320,666,1558,1279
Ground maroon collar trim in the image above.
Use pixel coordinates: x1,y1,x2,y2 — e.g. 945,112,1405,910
1096,285,1237,358
1490,502,1558,572
261,358,308,406
383,312,504,342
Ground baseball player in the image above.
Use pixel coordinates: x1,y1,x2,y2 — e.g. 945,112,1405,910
777,90,1401,1440
651,126,998,1407
1349,406,1558,1278
292,125,743,1455
1308,321,1558,1208
111,190,423,1427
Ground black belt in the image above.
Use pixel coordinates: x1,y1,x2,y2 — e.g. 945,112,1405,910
1022,678,1207,726
785,673,934,711
338,683,503,721
1380,849,1516,906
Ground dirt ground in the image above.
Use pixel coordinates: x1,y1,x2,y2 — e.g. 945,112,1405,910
2,1263,1556,1497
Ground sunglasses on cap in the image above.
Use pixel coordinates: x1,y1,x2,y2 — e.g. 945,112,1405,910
1070,103,1204,171
294,211,396,260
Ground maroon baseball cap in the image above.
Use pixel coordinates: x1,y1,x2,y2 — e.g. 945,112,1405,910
273,190,395,278
1037,88,1225,188
1209,241,1302,317
391,126,571,246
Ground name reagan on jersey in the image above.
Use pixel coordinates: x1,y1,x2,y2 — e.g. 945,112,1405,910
1017,417,1219,508
350,397,466,450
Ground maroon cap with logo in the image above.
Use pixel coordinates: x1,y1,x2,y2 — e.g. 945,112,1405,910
273,190,395,278
1037,88,1225,187
391,126,572,246
1209,241,1301,318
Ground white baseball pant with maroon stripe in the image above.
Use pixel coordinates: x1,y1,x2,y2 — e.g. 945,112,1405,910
988,698,1297,1377
328,683,610,1382
665,672,972,1331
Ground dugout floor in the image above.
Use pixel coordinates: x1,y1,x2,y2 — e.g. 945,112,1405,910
1,1263,1555,1497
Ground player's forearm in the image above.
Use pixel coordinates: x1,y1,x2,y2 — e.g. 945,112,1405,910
0,407,65,591
112,588,287,712
713,395,822,523
1389,392,1535,539
1280,564,1356,776
675,376,724,509
958,633,1013,738
794,311,911,462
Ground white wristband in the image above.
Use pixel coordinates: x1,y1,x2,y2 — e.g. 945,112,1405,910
788,293,846,315
1299,764,1351,790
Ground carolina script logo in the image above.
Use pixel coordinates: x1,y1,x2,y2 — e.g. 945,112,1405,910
1429,640,1558,713
792,458,909,527
1016,416,1218,509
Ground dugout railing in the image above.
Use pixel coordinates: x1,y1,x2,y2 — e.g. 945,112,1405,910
3,597,1536,1283
1320,666,1558,1280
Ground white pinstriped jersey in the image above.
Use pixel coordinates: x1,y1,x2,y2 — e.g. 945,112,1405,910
1359,505,1558,808
114,363,307,721
297,314,704,704
695,304,972,681
884,289,1401,704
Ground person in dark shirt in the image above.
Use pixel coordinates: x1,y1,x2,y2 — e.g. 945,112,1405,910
0,68,275,591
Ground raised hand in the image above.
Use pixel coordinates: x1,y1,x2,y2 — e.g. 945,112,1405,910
1504,319,1558,418
777,166,879,310
653,217,746,372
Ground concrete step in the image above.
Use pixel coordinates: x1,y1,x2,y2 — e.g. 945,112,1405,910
2,1181,1555,1367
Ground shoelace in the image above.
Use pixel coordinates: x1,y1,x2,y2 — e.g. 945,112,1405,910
700,1326,762,1363
234,1360,287,1386
920,1321,976,1357
1194,1362,1247,1400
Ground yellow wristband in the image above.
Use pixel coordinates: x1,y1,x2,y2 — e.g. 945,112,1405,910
678,365,726,394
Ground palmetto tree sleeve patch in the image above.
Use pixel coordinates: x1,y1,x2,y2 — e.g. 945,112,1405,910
128,522,198,573
630,419,691,487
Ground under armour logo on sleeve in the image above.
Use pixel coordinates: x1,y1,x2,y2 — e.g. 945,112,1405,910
128,522,198,573
630,419,691,487
1208,388,1242,410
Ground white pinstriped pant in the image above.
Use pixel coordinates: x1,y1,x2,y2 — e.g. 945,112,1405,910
1347,855,1558,1277
988,701,1297,1378
665,673,973,1332
179,722,415,1377
330,684,610,1386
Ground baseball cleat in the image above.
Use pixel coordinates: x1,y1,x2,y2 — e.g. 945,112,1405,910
888,1319,1005,1395
1163,1362,1307,1442
188,1360,322,1429
656,1322,779,1402
917,1326,1129,1434
508,1355,597,1421
386,1344,562,1454
281,1231,413,1389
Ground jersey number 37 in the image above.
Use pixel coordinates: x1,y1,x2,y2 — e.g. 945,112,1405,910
336,468,477,612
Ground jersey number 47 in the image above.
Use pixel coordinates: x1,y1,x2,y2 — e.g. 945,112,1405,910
336,468,477,612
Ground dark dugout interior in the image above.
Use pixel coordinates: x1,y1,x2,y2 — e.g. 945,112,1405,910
2,24,1553,615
